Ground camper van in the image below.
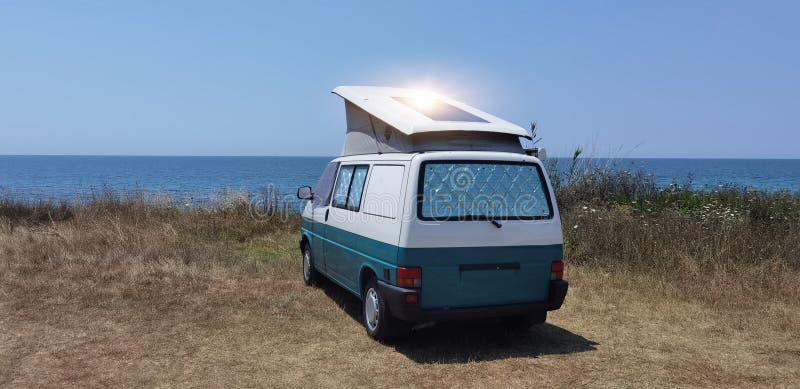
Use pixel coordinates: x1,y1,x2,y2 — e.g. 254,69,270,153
297,86,567,340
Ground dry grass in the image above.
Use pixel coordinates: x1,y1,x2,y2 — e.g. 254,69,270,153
563,206,800,308
1,198,799,388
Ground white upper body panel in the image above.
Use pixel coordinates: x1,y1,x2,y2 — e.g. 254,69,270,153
398,151,563,249
303,151,562,249
311,156,411,247
361,165,405,219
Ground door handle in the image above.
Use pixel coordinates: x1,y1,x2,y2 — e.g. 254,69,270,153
324,209,329,222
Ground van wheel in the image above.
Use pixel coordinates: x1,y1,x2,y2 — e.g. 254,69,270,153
302,244,320,286
362,279,408,340
504,311,547,330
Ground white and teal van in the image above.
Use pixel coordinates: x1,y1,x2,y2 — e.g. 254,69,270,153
298,86,567,340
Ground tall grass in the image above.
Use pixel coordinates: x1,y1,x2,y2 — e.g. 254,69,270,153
0,189,297,242
547,152,800,222
3,164,798,307
548,153,800,306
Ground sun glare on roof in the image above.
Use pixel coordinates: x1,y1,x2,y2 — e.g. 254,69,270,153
393,95,489,123
403,92,438,111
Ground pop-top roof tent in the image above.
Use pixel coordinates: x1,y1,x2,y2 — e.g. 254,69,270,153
333,86,532,156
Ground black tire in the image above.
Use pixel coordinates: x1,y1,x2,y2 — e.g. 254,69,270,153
362,278,408,340
503,311,547,330
301,244,321,286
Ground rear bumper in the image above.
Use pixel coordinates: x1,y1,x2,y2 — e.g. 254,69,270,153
378,279,569,323
547,279,569,310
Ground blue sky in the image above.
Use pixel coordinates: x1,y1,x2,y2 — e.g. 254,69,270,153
1,1,798,158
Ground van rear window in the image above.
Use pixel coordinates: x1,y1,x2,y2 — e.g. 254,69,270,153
418,161,553,221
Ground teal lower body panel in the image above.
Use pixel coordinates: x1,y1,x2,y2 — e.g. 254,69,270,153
301,218,326,275
398,245,563,310
301,218,563,309
323,228,362,291
300,220,398,296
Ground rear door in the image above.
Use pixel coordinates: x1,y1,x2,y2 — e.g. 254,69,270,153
400,156,563,309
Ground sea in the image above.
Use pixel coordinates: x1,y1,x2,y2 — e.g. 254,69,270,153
1,156,798,207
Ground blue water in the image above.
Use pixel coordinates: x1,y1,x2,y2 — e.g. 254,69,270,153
559,158,800,192
0,156,331,205
0,156,798,205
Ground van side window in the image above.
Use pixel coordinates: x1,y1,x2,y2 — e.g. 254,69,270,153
346,166,369,210
332,164,369,211
313,162,339,206
332,166,354,208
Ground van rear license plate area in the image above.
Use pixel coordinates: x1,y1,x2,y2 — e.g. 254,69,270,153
459,263,520,272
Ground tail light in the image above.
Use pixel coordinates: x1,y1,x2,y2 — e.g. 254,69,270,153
396,266,422,288
551,261,564,280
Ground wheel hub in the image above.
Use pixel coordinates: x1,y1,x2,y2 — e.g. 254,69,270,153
365,288,380,331
303,250,311,280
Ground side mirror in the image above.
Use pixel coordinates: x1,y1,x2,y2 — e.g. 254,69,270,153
297,186,313,200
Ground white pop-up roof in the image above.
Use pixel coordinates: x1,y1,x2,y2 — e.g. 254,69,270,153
333,86,531,156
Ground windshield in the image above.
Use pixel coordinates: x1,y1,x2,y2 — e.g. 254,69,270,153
418,161,553,221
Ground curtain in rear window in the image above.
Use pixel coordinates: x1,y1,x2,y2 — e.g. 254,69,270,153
418,161,552,220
